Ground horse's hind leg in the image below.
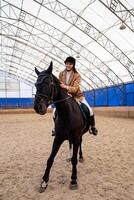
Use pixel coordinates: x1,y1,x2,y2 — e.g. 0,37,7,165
39,137,63,192
79,136,84,162
70,140,79,189
67,140,73,162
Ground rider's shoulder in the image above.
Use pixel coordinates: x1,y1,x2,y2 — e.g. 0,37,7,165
59,70,65,76
75,72,81,78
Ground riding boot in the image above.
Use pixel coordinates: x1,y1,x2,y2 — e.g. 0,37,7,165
89,115,98,136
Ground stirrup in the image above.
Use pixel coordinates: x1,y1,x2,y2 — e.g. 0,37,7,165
52,129,55,136
89,127,98,136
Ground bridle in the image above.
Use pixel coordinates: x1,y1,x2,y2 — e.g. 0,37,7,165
35,74,71,105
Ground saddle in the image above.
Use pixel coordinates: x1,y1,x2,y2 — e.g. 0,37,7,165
79,102,90,127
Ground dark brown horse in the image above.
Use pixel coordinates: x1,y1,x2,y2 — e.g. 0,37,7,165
34,62,89,192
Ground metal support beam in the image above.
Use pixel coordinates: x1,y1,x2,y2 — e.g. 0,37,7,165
98,0,134,33
33,0,134,79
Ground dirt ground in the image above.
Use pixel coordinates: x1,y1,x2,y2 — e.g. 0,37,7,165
0,113,134,200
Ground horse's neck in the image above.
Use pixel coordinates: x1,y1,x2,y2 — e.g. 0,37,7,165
52,79,78,117
54,88,72,115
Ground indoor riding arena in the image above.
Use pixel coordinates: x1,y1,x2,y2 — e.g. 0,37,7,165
0,1,134,200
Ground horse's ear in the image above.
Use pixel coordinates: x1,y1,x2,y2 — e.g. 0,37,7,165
35,67,40,75
47,61,53,74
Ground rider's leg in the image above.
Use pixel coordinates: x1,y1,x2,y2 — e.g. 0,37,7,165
81,98,98,136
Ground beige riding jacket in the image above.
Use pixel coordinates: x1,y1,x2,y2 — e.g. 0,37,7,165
59,70,84,101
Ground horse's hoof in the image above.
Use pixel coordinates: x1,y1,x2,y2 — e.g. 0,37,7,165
39,181,48,193
79,157,84,163
69,180,78,190
69,183,78,190
66,158,71,162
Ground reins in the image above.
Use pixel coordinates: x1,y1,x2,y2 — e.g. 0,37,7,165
35,93,71,105
49,96,71,105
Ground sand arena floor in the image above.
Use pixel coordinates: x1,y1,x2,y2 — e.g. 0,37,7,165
0,113,134,200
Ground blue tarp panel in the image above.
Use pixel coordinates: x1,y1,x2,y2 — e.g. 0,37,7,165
126,93,134,106
0,98,33,108
84,90,94,106
95,88,107,106
19,98,33,108
126,82,134,106
108,85,126,106
84,82,134,107
126,82,134,93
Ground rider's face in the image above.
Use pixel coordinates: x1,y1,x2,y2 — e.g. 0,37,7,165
65,62,74,71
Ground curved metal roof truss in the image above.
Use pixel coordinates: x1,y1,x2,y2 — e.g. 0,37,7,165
0,0,134,94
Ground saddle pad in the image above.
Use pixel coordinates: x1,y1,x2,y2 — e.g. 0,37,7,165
79,102,90,123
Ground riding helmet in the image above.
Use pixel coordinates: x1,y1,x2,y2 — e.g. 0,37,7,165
64,56,76,66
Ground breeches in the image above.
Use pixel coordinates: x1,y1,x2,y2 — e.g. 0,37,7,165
81,98,93,116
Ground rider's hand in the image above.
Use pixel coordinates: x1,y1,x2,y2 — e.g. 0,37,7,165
67,93,72,97
60,82,68,90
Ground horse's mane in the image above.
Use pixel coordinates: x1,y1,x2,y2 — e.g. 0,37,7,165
52,74,69,95
52,74,61,86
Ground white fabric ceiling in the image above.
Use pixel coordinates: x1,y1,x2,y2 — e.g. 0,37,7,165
0,0,134,90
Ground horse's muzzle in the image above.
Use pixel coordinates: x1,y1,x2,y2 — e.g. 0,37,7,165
34,102,47,115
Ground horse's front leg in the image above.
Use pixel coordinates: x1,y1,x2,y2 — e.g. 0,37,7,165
70,140,79,189
39,137,63,193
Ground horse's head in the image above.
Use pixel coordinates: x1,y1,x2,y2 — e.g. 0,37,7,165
34,61,58,115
